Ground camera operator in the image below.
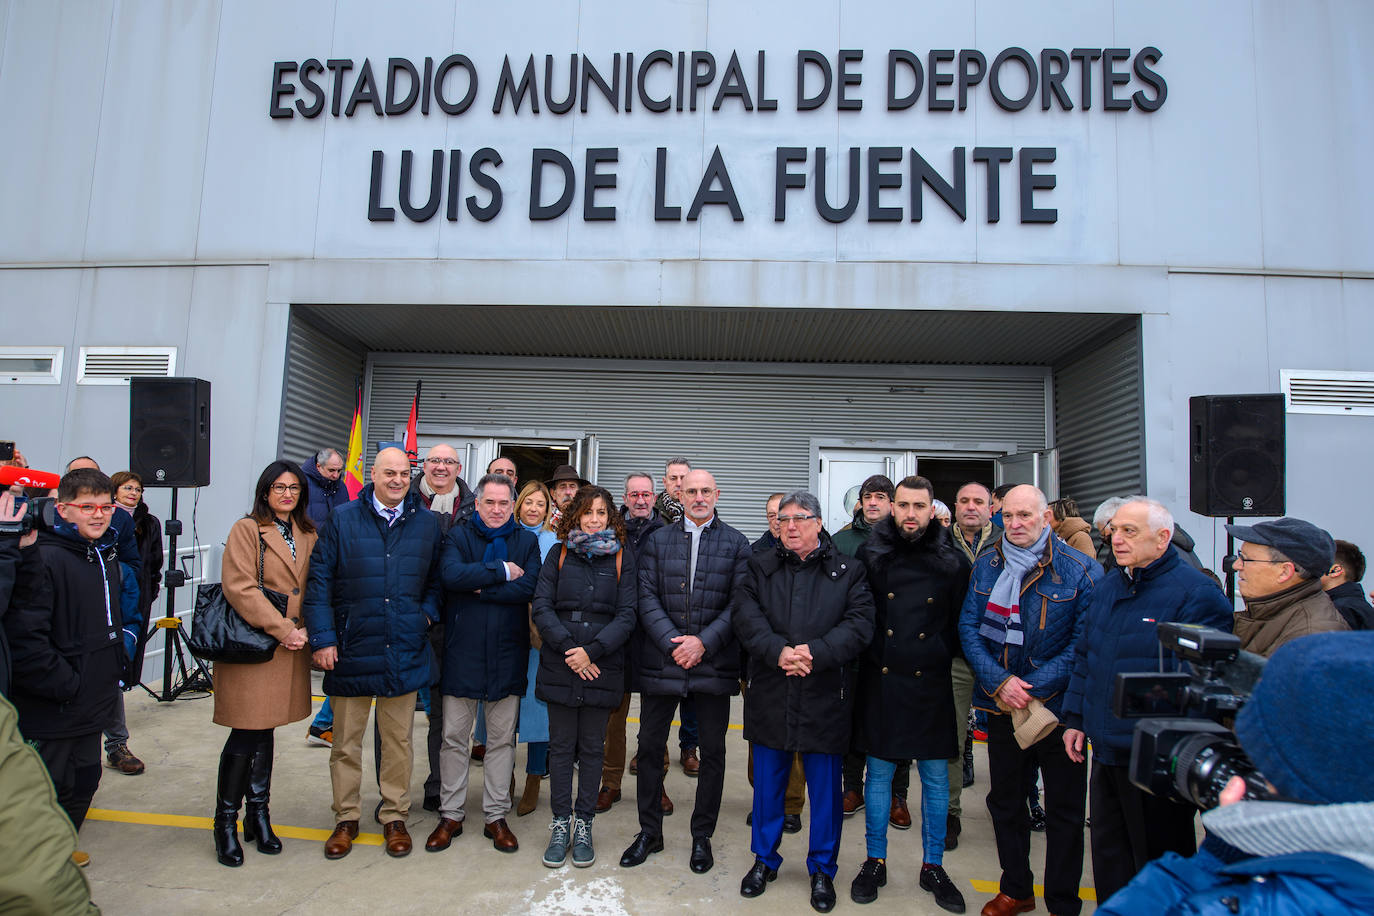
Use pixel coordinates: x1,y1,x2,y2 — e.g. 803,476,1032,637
1061,497,1234,904
1097,630,1374,914
1227,518,1348,657
0,490,43,697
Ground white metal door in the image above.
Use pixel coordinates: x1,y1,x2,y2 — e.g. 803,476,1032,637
818,447,908,533
994,449,1060,501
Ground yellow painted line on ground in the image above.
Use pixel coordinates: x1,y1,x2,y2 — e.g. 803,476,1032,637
85,808,384,846
968,879,1097,903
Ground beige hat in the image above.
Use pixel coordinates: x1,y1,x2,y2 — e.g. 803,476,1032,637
1010,698,1060,749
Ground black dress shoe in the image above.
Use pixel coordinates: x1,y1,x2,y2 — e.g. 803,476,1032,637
810,872,837,913
619,832,663,867
689,836,713,873
782,813,803,834
739,858,778,897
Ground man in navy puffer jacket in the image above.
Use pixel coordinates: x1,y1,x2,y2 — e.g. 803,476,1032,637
304,448,443,860
1062,496,1232,905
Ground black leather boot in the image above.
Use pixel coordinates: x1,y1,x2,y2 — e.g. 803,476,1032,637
961,731,975,788
242,747,283,854
214,752,253,867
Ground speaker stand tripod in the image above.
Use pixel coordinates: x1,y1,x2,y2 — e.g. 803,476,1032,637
140,488,213,701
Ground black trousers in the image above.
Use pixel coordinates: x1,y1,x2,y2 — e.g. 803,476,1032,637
1090,761,1197,904
842,749,910,798
636,691,730,839
985,715,1087,916
548,702,612,819
35,732,102,831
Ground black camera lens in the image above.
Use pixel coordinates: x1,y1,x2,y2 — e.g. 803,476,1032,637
1171,733,1269,809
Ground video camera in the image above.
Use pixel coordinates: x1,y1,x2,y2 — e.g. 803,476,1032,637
1113,622,1274,809
0,494,58,537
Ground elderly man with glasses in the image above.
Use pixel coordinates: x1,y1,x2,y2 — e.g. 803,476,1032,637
734,491,875,913
414,444,475,532
1226,517,1348,657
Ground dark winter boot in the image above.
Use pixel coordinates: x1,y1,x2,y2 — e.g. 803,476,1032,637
214,752,253,867
961,731,975,788
242,748,283,854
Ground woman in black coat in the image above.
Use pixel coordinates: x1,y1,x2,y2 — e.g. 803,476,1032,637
531,486,636,869
110,471,163,678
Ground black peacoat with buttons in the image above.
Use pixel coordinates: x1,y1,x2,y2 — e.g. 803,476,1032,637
854,516,970,761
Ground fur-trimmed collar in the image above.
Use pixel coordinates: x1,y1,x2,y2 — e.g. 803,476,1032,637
861,515,963,577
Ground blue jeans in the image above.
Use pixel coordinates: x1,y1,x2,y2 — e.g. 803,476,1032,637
527,740,549,776
312,696,333,730
864,756,949,864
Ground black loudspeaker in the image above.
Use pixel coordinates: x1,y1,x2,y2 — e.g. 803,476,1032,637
130,377,211,488
1189,394,1284,517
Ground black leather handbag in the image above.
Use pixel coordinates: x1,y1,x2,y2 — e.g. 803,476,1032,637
188,534,288,664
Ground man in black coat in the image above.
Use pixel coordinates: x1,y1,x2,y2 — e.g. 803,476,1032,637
4,469,124,857
850,476,968,912
734,490,875,914
620,469,752,875
1322,539,1374,630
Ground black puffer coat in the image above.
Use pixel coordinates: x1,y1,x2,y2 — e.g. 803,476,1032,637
734,532,875,754
637,515,752,696
854,517,970,761
621,511,665,693
532,545,637,708
5,528,123,739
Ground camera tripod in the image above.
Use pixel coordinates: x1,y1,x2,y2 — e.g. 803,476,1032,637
139,488,213,701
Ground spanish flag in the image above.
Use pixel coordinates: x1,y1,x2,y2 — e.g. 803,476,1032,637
343,378,365,500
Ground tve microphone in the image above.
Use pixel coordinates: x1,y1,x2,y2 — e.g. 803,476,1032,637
0,466,62,490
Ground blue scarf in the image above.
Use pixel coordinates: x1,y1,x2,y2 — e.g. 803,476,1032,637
980,525,1051,647
470,513,517,564
565,529,621,558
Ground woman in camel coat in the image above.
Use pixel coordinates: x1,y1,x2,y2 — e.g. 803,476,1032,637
212,459,318,867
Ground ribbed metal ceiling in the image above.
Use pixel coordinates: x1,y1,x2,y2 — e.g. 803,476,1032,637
294,304,1133,366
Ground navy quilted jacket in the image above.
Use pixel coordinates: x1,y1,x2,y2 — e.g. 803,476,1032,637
438,517,542,700
959,534,1102,716
303,486,443,698
1062,549,1233,764
636,515,753,696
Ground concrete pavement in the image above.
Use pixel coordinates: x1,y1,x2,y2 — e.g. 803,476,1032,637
81,678,1098,914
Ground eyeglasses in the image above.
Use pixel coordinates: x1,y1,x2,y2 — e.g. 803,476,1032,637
777,514,818,524
269,484,301,495
625,490,654,499
425,457,459,467
1234,552,1286,566
61,502,116,516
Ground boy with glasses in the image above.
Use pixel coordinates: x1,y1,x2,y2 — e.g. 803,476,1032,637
3,468,126,866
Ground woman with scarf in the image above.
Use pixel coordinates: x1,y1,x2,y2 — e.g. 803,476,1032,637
514,481,559,817
110,471,163,681
212,460,317,866
531,485,637,869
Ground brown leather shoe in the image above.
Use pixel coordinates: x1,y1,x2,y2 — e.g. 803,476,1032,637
425,817,463,852
483,817,518,853
596,786,621,813
680,746,700,777
629,754,638,774
660,790,674,816
324,820,359,860
842,789,864,816
980,892,1036,916
889,795,912,830
383,821,411,858
471,743,486,764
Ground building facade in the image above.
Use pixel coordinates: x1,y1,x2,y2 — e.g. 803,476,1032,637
2,2,1371,673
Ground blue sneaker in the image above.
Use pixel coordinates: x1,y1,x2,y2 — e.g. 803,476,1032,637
571,815,595,867
543,816,571,868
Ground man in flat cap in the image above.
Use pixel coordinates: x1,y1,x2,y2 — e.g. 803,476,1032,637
1227,517,1349,657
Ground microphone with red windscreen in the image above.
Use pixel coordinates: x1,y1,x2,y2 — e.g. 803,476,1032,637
0,466,62,491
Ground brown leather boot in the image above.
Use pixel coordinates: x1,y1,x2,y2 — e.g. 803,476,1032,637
517,774,542,817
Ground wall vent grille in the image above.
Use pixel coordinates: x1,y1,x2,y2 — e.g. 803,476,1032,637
77,347,177,385
1281,370,1374,416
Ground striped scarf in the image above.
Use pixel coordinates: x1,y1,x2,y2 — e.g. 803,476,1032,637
979,526,1050,647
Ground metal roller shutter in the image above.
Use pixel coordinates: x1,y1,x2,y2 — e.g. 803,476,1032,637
1053,323,1144,519
366,358,1049,540
278,315,366,465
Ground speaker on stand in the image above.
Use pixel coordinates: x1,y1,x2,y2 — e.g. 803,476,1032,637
130,377,214,702
1189,394,1286,603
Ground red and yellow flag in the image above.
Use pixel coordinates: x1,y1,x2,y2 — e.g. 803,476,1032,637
403,380,421,467
344,378,365,500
